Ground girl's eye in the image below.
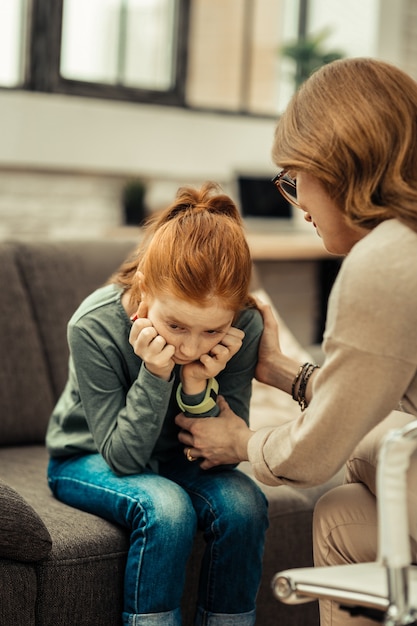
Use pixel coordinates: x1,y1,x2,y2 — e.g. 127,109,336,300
168,324,184,331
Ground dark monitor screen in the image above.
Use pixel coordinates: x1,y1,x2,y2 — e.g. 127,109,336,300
237,175,292,220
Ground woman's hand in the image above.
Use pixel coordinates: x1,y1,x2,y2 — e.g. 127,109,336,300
129,302,175,381
181,327,245,393
175,396,252,469
254,298,283,387
254,297,315,397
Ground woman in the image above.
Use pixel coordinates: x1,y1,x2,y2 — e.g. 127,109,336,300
46,182,268,626
176,58,417,626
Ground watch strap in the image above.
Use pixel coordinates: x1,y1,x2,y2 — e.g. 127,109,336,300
176,378,219,415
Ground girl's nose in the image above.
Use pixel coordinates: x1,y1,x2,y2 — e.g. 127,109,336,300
179,337,200,360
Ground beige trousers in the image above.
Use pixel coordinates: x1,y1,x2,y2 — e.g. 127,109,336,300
313,411,417,626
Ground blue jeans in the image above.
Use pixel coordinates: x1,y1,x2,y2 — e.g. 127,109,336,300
48,453,268,626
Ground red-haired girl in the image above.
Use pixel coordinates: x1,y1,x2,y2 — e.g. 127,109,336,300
46,182,268,626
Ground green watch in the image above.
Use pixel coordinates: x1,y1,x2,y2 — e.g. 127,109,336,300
176,378,219,415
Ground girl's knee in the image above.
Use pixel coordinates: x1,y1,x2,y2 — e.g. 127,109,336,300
216,475,268,531
130,481,197,539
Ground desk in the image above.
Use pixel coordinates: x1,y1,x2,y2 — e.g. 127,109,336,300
246,232,333,261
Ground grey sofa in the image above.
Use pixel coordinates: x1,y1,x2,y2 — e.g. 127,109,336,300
0,239,341,625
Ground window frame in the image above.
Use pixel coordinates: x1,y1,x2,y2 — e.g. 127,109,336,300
27,0,191,106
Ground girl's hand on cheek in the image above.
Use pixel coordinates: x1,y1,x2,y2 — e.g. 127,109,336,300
214,327,244,361
129,305,175,381
181,328,245,392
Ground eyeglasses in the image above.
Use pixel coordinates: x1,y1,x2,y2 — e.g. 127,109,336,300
272,170,299,207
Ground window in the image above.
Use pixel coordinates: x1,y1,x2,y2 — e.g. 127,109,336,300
61,0,178,91
1,0,387,116
27,0,189,106
186,0,381,114
186,0,298,115
275,0,380,111
0,0,29,87
308,0,379,59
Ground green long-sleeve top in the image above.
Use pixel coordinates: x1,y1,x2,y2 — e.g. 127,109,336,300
46,284,263,475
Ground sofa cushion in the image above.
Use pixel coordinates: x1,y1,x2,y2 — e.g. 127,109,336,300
0,445,129,626
0,478,52,562
15,240,137,400
0,244,55,445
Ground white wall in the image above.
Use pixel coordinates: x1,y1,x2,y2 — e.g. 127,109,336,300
0,89,278,238
0,90,277,181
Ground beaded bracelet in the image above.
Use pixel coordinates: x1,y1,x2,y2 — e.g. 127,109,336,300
292,362,320,410
291,363,309,401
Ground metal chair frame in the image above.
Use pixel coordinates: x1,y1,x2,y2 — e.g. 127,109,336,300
272,420,417,625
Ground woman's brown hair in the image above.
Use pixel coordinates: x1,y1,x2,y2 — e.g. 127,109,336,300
110,182,255,313
273,57,417,231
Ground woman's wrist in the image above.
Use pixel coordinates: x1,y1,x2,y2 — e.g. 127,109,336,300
235,427,253,462
256,352,301,394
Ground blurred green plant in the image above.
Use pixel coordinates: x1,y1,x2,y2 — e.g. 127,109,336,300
281,28,345,90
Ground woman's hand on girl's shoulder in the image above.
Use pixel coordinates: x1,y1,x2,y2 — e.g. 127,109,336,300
253,298,283,386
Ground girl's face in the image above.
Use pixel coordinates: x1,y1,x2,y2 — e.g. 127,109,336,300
141,290,235,365
296,171,368,255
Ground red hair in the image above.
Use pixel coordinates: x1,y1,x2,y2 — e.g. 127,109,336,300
110,182,255,313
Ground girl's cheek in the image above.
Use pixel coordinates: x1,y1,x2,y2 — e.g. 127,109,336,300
158,328,176,345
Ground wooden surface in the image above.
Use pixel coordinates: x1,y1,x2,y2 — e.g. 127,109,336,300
246,232,333,260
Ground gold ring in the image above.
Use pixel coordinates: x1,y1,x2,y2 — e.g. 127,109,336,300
186,448,196,462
